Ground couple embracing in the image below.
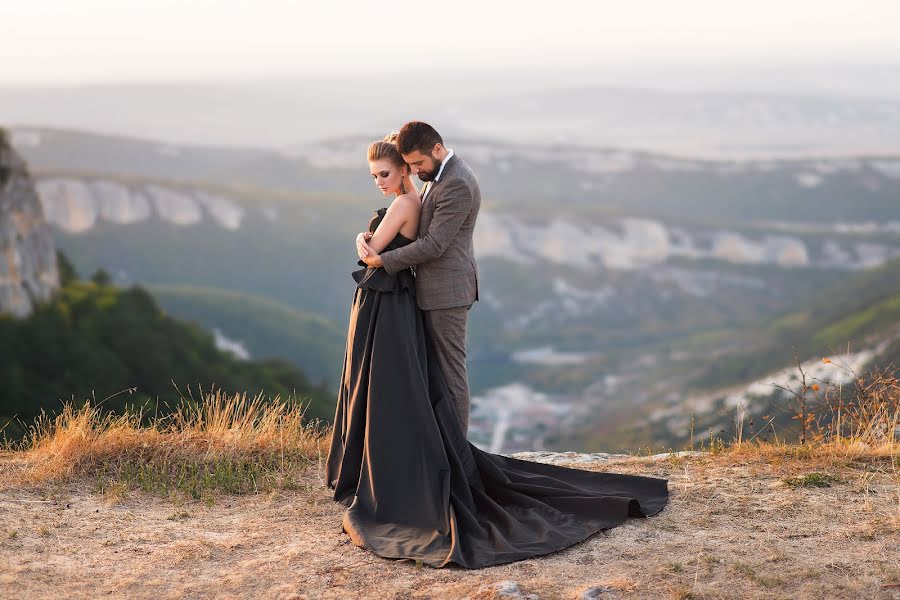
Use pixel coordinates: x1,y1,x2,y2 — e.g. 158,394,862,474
325,121,669,569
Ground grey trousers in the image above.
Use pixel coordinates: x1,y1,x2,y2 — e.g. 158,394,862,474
423,304,471,435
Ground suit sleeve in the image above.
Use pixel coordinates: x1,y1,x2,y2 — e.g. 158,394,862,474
380,178,473,275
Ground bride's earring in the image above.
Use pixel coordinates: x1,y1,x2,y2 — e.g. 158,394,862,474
399,173,407,194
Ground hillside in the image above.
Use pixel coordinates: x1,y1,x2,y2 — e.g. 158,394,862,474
692,254,900,391
564,255,900,452
1,130,333,441
144,283,344,386
0,268,334,440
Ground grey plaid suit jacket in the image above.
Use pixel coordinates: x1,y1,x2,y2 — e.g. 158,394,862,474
381,153,481,311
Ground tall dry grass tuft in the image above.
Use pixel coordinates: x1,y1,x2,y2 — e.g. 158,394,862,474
740,361,900,462
764,354,899,452
0,387,331,499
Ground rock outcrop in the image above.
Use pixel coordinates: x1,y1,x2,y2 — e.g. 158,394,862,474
0,128,60,318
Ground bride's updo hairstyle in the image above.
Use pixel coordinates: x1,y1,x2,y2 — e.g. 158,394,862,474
367,132,406,171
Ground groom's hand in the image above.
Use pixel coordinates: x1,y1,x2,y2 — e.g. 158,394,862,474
356,232,373,259
362,251,383,268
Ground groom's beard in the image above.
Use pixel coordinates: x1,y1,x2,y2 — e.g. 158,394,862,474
416,157,443,182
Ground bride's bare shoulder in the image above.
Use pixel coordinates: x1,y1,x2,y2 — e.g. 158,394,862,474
389,193,421,213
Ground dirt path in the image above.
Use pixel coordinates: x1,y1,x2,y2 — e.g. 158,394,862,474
1,454,897,599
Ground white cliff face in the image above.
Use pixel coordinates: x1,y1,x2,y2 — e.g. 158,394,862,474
35,179,98,233
474,213,899,271
0,136,60,318
146,185,203,226
29,172,900,272
474,216,672,271
35,177,246,232
709,232,810,267
93,181,152,224
471,213,534,265
194,191,244,230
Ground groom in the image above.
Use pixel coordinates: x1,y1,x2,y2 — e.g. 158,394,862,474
357,121,481,434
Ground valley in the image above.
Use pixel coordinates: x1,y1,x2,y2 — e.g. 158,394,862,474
10,126,900,453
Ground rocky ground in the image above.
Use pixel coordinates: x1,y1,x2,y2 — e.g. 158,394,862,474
0,449,897,599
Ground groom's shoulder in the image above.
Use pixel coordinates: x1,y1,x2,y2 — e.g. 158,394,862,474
445,154,478,185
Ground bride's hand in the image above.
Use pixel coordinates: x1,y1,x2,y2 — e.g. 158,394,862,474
356,232,373,259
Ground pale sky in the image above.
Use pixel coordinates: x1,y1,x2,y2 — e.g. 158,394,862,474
1,0,899,86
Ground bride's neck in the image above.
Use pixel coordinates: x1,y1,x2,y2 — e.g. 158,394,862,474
394,175,417,198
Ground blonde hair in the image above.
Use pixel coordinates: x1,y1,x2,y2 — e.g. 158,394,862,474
367,132,406,170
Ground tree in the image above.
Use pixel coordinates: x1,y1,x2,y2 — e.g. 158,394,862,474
56,250,79,285
91,268,112,287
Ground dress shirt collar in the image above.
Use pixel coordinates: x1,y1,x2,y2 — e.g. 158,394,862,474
420,148,454,201
434,148,454,182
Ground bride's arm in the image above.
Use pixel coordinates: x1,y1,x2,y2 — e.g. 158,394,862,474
366,195,419,254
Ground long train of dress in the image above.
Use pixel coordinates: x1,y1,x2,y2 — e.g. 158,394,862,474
325,209,669,569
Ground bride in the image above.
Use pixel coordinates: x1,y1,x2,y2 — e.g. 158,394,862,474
325,134,669,569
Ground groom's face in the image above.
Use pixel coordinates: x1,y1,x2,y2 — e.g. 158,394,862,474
402,147,442,182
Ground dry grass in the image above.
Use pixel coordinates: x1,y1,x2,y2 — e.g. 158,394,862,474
0,380,898,598
768,359,900,449
0,388,328,499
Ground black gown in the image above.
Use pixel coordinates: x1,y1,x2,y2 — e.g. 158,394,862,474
325,208,669,569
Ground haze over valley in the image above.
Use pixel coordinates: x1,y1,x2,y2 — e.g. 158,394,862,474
8,99,900,452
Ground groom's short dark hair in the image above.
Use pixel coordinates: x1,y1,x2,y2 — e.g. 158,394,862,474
396,121,443,156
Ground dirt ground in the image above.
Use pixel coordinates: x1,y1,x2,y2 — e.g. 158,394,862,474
0,452,898,600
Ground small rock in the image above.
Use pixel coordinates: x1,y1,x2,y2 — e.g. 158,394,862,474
468,580,539,600
580,586,617,599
